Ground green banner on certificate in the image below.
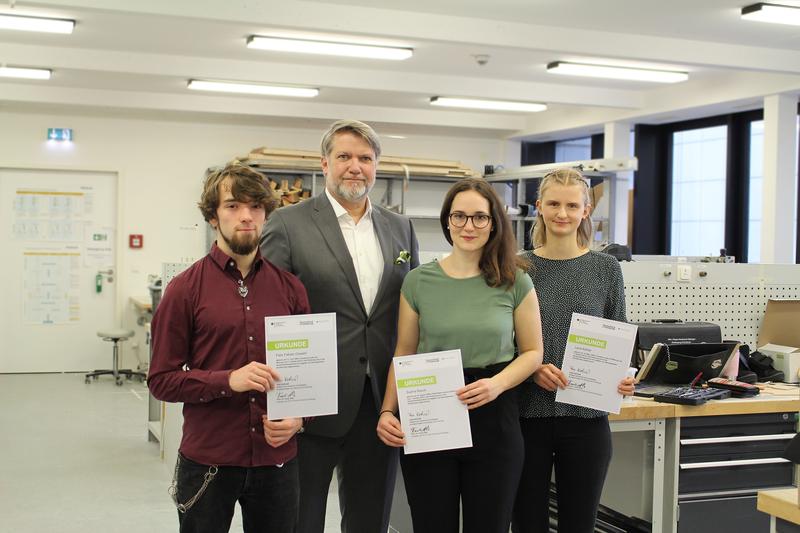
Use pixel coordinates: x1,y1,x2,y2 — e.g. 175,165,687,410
568,334,608,349
397,376,437,388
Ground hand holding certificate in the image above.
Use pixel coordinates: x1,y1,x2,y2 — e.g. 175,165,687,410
393,350,473,455
555,313,638,414
265,312,338,420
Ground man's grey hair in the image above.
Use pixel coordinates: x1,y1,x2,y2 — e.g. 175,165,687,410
320,119,382,160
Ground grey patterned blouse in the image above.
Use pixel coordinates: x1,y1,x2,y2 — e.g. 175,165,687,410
518,250,627,419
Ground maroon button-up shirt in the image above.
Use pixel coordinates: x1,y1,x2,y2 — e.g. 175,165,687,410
148,243,310,467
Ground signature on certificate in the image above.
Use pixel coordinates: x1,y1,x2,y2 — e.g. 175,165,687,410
569,366,589,375
410,425,431,435
276,390,297,401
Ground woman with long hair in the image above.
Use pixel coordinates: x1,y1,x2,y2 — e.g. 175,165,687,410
512,168,635,533
377,177,543,533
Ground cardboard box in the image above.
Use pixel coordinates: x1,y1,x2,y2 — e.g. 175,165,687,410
757,299,800,383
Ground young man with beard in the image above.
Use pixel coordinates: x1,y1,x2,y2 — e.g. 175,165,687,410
260,120,419,533
148,163,310,533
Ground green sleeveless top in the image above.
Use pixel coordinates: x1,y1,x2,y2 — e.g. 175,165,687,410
401,261,533,368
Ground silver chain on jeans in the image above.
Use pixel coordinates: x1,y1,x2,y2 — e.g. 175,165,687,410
168,458,218,514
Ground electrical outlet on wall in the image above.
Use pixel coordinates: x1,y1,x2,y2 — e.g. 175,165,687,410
677,264,692,282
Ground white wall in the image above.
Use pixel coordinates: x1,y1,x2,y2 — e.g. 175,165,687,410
0,109,514,370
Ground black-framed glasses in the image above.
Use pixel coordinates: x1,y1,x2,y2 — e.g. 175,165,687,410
449,212,492,229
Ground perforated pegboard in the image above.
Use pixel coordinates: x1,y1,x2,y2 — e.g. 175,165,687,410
162,262,192,288
621,262,800,349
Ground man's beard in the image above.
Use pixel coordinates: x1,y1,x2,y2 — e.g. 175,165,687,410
334,178,371,202
219,226,259,255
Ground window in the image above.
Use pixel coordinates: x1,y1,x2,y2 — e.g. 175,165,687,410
670,125,728,256
747,117,799,263
748,120,763,263
555,137,591,163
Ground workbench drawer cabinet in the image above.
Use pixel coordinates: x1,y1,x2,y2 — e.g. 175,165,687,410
676,412,797,533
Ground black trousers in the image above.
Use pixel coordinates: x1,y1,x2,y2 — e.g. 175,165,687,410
174,454,299,533
400,388,523,533
296,378,397,533
512,415,612,533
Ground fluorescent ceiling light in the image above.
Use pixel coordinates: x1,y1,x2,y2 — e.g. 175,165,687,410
0,13,74,34
741,3,800,25
187,80,318,98
430,96,546,113
0,66,51,80
547,61,688,83
247,36,413,60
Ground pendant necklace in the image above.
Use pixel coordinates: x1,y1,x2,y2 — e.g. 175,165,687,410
237,279,249,298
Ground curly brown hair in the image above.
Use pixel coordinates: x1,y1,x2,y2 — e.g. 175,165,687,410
198,162,278,223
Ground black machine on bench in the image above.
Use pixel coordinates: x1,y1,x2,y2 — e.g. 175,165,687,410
632,319,722,367
635,342,742,404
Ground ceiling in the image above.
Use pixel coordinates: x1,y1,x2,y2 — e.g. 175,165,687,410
1,0,799,139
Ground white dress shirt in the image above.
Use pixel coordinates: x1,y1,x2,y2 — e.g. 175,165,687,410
325,188,384,315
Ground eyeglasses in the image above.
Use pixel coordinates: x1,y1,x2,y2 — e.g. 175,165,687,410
449,212,492,229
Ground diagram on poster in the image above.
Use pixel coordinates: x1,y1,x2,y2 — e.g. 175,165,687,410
13,188,93,242
23,251,81,324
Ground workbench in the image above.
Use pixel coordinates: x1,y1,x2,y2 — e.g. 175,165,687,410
606,395,799,533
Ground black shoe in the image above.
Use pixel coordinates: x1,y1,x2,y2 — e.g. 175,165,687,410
737,368,758,384
748,351,785,382
733,344,758,384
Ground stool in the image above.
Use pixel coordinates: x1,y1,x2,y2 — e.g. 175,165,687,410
85,329,146,386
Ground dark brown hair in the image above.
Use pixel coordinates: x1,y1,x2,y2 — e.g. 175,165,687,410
439,177,528,288
198,162,278,223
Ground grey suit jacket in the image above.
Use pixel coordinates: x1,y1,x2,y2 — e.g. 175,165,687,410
260,193,419,438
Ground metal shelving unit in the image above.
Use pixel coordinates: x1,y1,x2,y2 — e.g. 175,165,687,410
242,157,637,250
484,157,638,247
243,164,470,215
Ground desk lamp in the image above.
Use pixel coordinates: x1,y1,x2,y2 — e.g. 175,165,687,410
783,433,800,507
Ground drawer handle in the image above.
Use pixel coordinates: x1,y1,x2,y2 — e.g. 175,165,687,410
680,457,790,470
680,434,795,445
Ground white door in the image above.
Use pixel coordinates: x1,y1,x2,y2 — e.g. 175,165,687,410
0,168,117,372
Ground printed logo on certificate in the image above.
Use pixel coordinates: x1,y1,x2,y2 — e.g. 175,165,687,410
394,350,473,455
265,312,338,420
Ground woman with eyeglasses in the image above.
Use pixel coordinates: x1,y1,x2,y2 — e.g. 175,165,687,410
376,177,543,533
512,168,635,533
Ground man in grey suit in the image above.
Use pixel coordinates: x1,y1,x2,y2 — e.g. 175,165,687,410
260,119,419,533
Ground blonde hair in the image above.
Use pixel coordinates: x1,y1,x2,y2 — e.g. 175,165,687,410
531,168,593,249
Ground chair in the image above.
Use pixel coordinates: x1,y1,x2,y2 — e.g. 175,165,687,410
85,329,146,386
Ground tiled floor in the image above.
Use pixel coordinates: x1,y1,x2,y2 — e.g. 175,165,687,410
0,373,345,532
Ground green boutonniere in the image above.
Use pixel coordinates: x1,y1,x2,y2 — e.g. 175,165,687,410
394,250,411,265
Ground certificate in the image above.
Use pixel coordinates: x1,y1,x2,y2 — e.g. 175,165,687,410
393,350,472,455
265,312,338,420
555,313,638,414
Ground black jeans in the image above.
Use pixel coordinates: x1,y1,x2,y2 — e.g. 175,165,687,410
400,372,523,533
175,454,299,533
296,378,398,533
512,416,612,533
